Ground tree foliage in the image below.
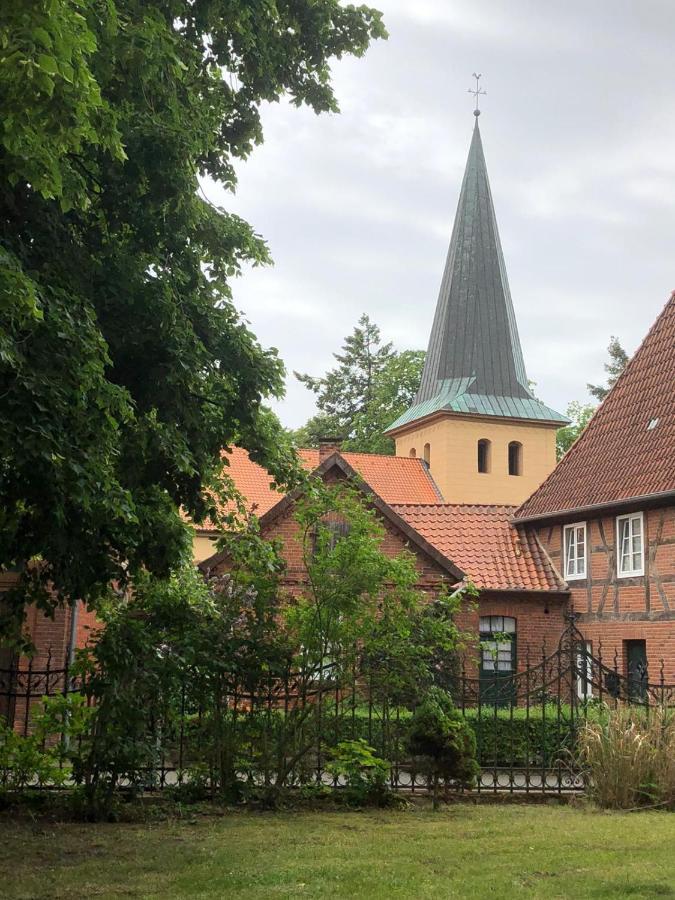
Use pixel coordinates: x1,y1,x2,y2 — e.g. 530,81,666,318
556,401,596,460
556,336,630,458
293,315,424,453
587,336,630,402
406,686,478,808
0,1,386,616
75,477,472,814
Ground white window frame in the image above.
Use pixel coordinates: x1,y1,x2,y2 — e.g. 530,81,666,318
479,616,516,673
563,522,587,581
616,512,644,578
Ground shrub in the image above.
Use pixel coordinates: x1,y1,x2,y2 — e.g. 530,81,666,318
0,694,91,794
464,707,577,767
578,705,675,809
325,739,391,807
407,688,478,808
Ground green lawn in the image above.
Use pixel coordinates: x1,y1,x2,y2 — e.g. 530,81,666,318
1,804,673,899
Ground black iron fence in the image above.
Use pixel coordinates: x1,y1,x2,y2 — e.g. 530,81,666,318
1,621,673,796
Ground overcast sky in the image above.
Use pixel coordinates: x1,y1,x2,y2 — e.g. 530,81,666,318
206,0,675,429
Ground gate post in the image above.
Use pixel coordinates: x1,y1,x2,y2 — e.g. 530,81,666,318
563,612,580,729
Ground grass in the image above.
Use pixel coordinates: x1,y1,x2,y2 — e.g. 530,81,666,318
0,803,673,899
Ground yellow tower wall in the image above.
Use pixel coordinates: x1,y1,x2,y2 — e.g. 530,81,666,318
193,533,218,564
394,414,558,506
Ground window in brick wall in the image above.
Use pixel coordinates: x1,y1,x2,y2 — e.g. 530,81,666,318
616,512,644,577
563,522,587,580
479,616,516,705
479,616,516,672
313,519,351,556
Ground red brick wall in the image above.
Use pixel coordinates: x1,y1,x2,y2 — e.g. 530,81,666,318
20,601,100,670
455,594,569,676
259,504,451,596
211,492,566,677
532,505,675,681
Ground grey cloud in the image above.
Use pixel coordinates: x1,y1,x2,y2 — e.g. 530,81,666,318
204,0,675,428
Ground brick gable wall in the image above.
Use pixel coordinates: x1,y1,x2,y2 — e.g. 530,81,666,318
209,485,569,677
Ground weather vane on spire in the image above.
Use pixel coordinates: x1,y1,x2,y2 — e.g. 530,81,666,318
468,73,486,117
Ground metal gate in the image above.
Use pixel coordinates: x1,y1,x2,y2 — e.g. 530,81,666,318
448,618,675,794
1,619,673,796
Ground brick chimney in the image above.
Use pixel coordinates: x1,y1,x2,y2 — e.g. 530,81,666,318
318,436,343,463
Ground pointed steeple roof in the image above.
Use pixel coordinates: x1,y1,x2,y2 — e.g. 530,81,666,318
387,121,567,433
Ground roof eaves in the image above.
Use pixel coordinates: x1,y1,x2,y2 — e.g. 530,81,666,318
385,405,567,438
513,489,675,525
478,587,570,597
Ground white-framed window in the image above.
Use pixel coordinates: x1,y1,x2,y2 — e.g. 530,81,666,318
616,512,644,578
576,640,593,699
479,616,516,673
563,522,587,580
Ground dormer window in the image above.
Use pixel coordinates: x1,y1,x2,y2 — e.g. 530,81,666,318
508,441,522,476
477,439,491,473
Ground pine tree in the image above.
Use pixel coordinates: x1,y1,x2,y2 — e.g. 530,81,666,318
293,316,424,454
587,336,630,402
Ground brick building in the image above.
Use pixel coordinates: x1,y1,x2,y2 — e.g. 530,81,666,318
515,295,675,683
200,444,569,677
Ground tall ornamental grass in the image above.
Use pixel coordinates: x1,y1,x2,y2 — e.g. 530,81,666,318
578,705,675,809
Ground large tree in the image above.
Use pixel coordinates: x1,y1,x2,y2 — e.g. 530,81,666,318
0,1,386,617
293,315,424,453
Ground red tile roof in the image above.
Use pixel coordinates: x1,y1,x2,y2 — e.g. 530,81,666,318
516,293,675,520
392,504,565,592
298,449,443,504
196,446,442,530
197,450,564,593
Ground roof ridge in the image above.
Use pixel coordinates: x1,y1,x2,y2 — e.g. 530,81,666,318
299,447,433,463
392,502,517,510
453,502,517,510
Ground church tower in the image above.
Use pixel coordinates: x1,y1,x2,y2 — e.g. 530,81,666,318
386,108,567,505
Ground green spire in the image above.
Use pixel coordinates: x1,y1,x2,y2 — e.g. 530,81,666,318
387,122,568,433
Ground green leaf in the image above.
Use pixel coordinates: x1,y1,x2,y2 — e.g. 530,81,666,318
36,54,59,75
32,27,53,49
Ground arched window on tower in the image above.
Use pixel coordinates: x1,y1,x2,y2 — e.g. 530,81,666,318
508,441,523,476
409,448,417,458
423,443,431,465
477,438,491,473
